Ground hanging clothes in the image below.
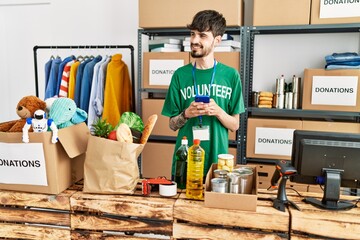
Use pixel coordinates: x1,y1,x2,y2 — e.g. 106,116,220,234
59,59,75,97
45,56,62,99
56,55,75,96
79,55,102,113
94,56,111,118
44,58,53,92
74,58,92,107
102,54,132,127
87,55,110,130
68,60,80,100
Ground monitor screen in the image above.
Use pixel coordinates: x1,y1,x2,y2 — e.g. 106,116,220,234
291,130,360,210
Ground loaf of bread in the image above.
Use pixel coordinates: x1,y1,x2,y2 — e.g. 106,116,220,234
140,114,158,144
116,123,133,143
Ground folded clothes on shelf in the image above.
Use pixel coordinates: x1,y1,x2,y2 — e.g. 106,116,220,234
325,52,360,69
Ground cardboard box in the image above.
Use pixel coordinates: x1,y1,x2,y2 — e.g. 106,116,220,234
142,98,237,141
302,69,360,112
143,52,190,89
0,123,89,194
252,163,275,183
142,142,175,179
246,118,302,160
287,183,309,192
205,163,258,211
303,120,360,134
190,52,241,72
142,99,178,137
139,0,243,28
252,0,311,26
311,0,360,25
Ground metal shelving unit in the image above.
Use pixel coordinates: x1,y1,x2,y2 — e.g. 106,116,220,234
137,27,245,160
241,23,360,164
137,23,360,166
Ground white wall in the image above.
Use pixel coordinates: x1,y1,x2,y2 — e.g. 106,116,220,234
0,0,138,122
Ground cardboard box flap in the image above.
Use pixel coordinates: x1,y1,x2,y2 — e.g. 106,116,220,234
58,123,89,158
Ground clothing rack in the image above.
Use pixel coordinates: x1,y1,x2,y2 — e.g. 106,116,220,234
33,45,135,110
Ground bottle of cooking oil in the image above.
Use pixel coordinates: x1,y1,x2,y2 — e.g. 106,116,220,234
186,139,205,200
174,136,188,189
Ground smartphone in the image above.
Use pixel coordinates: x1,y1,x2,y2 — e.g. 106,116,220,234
195,95,210,103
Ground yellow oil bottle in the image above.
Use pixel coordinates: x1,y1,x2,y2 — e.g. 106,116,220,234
186,139,205,200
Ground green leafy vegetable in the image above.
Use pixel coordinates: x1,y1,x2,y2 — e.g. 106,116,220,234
118,112,144,132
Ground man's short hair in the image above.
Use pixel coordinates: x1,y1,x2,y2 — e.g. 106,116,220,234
187,10,226,37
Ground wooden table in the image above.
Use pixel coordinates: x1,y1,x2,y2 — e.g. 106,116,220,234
0,188,75,240
0,182,359,240
173,193,289,240
288,192,360,240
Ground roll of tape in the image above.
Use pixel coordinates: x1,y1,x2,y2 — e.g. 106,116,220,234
159,182,177,197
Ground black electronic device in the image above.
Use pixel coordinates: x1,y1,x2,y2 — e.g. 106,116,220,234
291,130,360,210
195,95,210,103
271,160,300,212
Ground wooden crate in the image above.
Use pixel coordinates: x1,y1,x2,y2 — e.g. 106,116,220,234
173,193,289,240
288,192,360,239
0,188,75,240
70,184,178,239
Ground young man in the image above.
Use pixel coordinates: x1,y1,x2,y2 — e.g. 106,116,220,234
161,10,245,178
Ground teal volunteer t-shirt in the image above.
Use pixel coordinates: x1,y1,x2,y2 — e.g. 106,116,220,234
161,62,245,177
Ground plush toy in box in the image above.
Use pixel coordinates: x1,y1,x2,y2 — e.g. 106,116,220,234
0,95,46,132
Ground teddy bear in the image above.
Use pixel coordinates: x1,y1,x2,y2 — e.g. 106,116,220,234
0,95,46,132
48,97,87,129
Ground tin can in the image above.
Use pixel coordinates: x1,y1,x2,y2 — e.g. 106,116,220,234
276,76,285,94
285,92,293,109
235,169,254,194
292,76,301,93
292,76,301,109
293,92,300,109
213,169,229,179
211,178,228,193
275,94,284,109
227,172,241,194
233,166,254,174
252,91,259,107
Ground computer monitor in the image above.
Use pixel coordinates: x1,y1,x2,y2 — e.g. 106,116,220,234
291,130,360,210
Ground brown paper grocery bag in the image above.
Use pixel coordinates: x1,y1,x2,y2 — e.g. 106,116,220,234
83,135,144,194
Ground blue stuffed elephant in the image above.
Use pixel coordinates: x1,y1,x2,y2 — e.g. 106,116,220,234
49,98,87,129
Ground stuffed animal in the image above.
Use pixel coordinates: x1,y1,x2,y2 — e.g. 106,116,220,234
0,95,46,132
49,98,87,129
22,109,58,144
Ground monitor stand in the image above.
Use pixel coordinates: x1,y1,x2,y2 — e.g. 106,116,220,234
272,175,300,212
304,168,355,210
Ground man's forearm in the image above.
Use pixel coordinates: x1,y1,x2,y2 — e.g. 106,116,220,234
169,111,188,131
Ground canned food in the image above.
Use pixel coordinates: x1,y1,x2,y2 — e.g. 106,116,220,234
235,169,254,194
252,91,259,107
213,169,229,179
211,178,228,193
217,154,234,171
276,77,285,94
233,166,254,173
227,172,241,194
285,92,293,110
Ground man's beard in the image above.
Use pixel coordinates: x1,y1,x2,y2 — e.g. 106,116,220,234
190,43,205,58
190,41,214,58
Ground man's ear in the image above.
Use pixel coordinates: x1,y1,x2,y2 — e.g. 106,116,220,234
214,35,222,46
